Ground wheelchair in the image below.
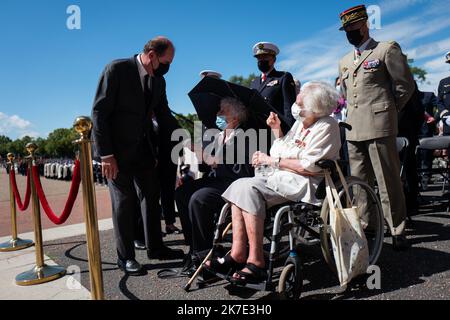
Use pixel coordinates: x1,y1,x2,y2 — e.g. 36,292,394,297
198,159,385,300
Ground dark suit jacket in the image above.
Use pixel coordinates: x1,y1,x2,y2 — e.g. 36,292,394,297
250,69,296,127
92,56,180,171
209,127,254,183
418,91,438,137
438,76,450,114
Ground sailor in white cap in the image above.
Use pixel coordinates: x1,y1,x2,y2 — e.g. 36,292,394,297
200,70,222,79
250,42,297,127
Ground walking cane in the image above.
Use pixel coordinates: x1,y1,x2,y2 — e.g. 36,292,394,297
184,222,232,292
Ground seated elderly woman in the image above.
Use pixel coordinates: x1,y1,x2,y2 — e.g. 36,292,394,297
206,81,342,285
175,97,254,275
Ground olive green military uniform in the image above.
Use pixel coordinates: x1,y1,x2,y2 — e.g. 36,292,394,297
339,39,415,236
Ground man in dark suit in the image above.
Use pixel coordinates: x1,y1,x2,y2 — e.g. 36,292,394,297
398,82,425,216
250,42,297,127
417,90,438,186
92,36,184,275
437,52,450,135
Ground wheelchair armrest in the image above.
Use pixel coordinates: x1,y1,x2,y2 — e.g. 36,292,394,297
316,160,336,170
339,122,352,132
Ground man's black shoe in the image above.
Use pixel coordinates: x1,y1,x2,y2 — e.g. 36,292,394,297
393,235,411,251
117,259,145,275
134,240,146,251
147,246,185,260
165,225,182,235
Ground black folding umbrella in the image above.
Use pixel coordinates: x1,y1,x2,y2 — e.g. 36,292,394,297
188,77,290,131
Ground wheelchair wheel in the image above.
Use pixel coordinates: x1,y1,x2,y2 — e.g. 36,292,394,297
319,176,384,273
277,263,302,300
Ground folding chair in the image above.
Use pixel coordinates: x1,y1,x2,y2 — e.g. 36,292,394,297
416,136,450,212
396,137,409,179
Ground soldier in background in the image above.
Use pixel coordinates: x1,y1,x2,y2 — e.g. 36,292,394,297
417,89,438,189
338,5,415,250
437,52,450,135
251,42,297,127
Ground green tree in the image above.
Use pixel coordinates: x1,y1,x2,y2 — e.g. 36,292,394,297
408,58,427,83
35,137,48,157
45,128,78,158
0,135,12,157
229,73,258,88
174,113,199,137
7,136,33,158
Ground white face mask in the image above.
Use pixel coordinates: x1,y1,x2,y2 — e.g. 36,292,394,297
292,103,314,122
336,85,341,93
291,103,301,121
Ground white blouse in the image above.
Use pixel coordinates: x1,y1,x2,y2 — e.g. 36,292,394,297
267,116,342,205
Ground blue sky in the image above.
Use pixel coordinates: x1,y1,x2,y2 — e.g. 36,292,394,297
1,0,449,139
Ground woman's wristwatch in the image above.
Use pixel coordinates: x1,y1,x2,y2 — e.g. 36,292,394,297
273,157,281,169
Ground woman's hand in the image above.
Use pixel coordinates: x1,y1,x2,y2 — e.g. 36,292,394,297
266,112,281,130
205,156,218,168
252,151,274,167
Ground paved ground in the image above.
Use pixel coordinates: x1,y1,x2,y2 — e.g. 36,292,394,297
3,167,450,300
43,185,450,300
0,246,91,300
0,219,113,300
0,169,112,237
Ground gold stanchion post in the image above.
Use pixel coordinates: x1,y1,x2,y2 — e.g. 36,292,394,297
0,153,34,252
74,116,104,300
15,143,66,286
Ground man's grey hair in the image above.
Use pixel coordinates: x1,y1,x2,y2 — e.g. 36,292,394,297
300,81,340,118
220,97,248,124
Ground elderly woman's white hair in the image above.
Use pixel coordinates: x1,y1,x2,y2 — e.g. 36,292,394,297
220,97,248,123
299,81,340,118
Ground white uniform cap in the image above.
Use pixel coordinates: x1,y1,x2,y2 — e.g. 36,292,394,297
200,70,222,79
253,42,280,57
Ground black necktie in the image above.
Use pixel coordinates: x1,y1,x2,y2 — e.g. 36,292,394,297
143,75,152,112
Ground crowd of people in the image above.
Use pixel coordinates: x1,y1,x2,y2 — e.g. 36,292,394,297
43,160,76,181
88,4,450,285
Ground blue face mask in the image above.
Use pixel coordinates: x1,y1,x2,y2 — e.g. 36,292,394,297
216,116,228,131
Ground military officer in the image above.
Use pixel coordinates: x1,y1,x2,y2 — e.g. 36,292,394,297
338,5,415,250
437,52,450,135
200,70,222,79
251,42,297,127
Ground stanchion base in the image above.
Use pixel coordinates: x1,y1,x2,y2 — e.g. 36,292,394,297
15,264,66,286
0,238,34,252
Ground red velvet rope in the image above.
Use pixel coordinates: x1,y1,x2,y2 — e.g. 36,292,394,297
10,168,31,211
31,160,81,225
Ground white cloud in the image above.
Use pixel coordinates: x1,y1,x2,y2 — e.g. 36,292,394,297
278,0,450,94
0,112,40,139
377,0,427,14
406,37,450,61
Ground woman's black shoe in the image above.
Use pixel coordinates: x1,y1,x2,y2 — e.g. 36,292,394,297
230,263,267,286
205,254,245,276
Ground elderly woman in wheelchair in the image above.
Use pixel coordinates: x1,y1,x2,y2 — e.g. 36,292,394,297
204,81,342,286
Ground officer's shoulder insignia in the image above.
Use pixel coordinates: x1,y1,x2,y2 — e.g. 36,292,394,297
387,40,400,47
267,80,279,87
